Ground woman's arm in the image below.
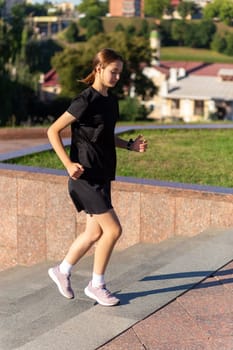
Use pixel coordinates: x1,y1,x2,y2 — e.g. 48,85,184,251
115,134,147,152
47,111,84,179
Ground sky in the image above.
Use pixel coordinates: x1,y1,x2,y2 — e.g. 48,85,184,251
33,0,81,4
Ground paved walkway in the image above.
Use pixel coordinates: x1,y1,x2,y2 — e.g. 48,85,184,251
1,230,233,350
1,127,233,349
100,259,233,350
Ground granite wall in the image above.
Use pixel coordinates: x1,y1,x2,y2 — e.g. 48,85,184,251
1,168,233,271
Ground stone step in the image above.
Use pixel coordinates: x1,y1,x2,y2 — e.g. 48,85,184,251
1,227,233,350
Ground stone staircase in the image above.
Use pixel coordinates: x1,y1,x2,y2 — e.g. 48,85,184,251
1,228,233,350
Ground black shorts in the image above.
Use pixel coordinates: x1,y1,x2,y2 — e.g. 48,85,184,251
68,178,113,215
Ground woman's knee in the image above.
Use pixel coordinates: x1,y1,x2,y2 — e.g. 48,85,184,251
88,230,103,244
111,222,122,241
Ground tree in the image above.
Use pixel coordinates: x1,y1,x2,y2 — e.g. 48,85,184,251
114,23,124,32
0,20,10,72
26,39,62,73
203,0,222,18
177,1,197,19
79,0,105,40
197,20,216,48
78,0,107,17
204,0,233,26
171,20,189,46
183,22,198,47
65,22,79,43
24,3,47,16
52,48,87,98
20,24,32,61
0,74,13,126
85,17,104,39
225,32,233,55
144,0,170,18
0,0,5,17
219,0,233,26
211,32,227,52
159,20,175,46
138,19,150,38
8,4,25,63
125,24,136,38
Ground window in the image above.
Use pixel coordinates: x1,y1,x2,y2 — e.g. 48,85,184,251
171,99,180,110
194,100,204,115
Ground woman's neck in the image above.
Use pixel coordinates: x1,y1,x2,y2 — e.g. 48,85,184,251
92,82,108,96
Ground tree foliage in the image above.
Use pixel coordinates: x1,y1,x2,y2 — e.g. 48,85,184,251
51,48,87,98
224,32,233,55
26,39,62,73
183,20,216,48
144,0,170,18
177,1,197,19
138,19,151,38
85,17,104,39
78,0,105,39
170,19,216,48
204,0,233,26
171,20,188,46
219,1,233,26
65,22,79,43
119,97,148,121
0,20,11,72
211,32,227,52
78,0,108,17
159,20,175,46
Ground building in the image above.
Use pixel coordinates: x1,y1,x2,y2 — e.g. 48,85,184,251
142,62,233,122
39,69,61,102
30,16,66,37
109,0,144,17
55,2,75,15
171,0,212,7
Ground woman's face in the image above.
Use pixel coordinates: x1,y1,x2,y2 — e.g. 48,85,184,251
99,60,123,88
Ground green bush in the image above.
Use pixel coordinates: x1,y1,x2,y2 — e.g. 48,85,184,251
119,97,148,122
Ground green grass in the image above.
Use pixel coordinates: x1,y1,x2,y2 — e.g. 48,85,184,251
160,47,233,63
5,128,233,188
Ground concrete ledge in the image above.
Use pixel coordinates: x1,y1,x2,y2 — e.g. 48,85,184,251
1,166,233,271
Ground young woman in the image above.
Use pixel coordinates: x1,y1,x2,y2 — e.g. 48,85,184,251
47,48,147,306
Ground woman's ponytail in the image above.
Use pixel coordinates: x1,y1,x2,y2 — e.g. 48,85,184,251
79,71,96,85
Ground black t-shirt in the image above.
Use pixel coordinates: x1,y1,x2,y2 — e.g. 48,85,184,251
67,86,119,182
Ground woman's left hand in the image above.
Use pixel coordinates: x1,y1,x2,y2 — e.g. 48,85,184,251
131,135,148,153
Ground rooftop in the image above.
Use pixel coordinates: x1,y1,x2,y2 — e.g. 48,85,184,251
167,75,233,100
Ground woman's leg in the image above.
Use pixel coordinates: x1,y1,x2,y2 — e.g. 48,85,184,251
64,214,103,266
65,208,121,275
84,209,122,306
48,214,103,299
92,209,122,275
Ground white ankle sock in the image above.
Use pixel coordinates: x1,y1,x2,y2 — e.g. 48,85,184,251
59,260,73,275
92,272,105,287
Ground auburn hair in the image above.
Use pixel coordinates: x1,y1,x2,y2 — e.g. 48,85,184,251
80,48,124,85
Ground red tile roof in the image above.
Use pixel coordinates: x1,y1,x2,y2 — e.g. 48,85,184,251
154,61,233,77
153,61,205,77
171,0,180,6
43,69,60,87
192,63,233,76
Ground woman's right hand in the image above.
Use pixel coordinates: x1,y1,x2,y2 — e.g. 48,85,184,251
67,162,84,180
